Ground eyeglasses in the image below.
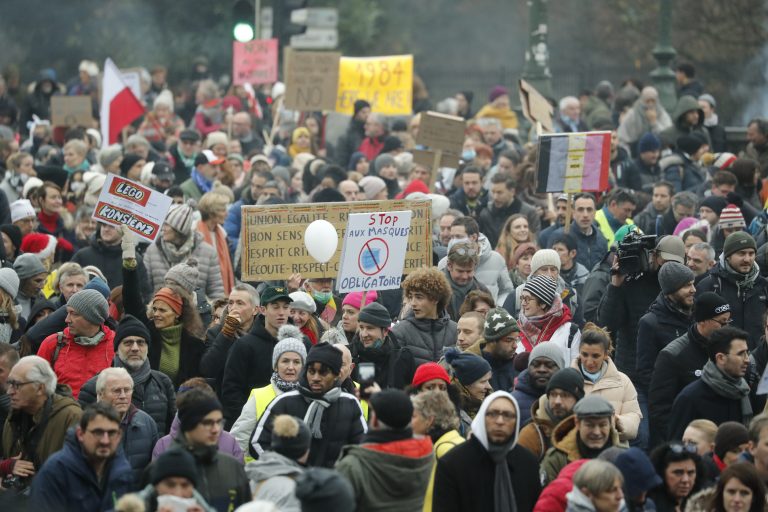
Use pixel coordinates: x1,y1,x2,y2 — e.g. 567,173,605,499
711,318,732,327
669,442,698,454
6,380,37,390
486,410,516,422
199,418,224,429
520,295,535,303
87,428,121,440
727,350,750,360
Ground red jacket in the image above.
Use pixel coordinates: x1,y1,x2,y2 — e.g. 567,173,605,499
38,326,115,399
357,136,385,162
533,459,587,512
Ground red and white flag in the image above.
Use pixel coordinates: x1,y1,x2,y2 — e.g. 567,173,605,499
100,58,144,147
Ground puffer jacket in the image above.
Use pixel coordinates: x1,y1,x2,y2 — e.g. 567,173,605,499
661,152,707,194
78,359,176,435
120,405,159,485
534,459,588,512
143,232,225,299
518,395,558,460
572,358,642,441
244,451,304,512
391,311,458,366
476,234,514,303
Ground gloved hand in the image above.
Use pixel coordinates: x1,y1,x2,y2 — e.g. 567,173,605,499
222,312,242,338
121,225,137,260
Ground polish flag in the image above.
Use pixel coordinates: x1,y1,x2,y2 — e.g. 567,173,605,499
100,58,145,147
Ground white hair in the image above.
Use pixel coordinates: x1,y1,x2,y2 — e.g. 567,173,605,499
559,96,579,112
21,355,57,395
96,367,133,396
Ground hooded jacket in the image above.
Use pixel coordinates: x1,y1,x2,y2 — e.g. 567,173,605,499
661,151,707,193
29,430,133,512
518,394,559,460
479,197,542,248
534,459,589,512
336,432,434,511
152,413,243,463
433,391,542,512
391,311,458,366
511,369,546,427
245,451,304,512
350,331,416,390
659,95,711,148
436,235,513,304
633,200,667,236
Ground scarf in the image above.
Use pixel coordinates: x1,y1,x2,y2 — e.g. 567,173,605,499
355,337,392,366
319,297,337,325
159,232,196,266
580,362,607,383
190,167,213,194
704,113,719,128
159,324,183,381
576,435,609,459
301,385,342,439
721,255,760,296
73,330,105,347
197,220,234,295
488,439,517,512
518,296,568,350
701,360,752,424
114,356,152,386
445,269,475,317
271,372,299,393
179,151,196,170
7,172,27,196
63,160,90,175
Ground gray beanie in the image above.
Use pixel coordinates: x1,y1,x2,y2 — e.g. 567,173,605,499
164,204,195,236
658,261,695,295
373,154,396,175
13,253,47,280
529,342,567,371
67,289,109,326
0,268,20,299
358,302,391,328
272,337,308,369
164,259,199,291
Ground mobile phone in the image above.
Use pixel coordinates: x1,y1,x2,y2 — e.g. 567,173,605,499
358,362,376,381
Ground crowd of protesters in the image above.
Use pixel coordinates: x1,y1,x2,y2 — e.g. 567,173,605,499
0,56,768,512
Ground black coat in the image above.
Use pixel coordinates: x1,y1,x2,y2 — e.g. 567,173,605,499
251,382,366,467
199,319,259,396
349,332,416,390
648,325,709,446
668,377,748,441
71,236,152,302
433,436,541,512
636,294,692,392
478,197,541,248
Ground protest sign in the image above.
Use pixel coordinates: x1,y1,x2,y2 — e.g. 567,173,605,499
284,49,341,111
416,111,466,151
519,79,554,133
92,173,173,243
241,199,431,281
336,55,413,116
535,132,611,194
233,39,278,85
337,211,412,293
50,96,92,127
412,149,459,170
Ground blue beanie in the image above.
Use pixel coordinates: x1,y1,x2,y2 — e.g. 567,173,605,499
638,132,661,153
84,277,110,299
444,347,491,386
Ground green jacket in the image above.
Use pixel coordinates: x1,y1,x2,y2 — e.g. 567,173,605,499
336,435,434,512
179,178,203,202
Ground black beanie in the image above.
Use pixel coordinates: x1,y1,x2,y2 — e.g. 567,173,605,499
119,154,142,177
694,292,731,322
0,225,21,257
305,342,343,375
370,389,413,430
178,392,222,432
358,302,391,329
296,468,355,512
271,415,312,460
150,448,199,486
114,314,152,350
714,421,749,460
546,368,585,400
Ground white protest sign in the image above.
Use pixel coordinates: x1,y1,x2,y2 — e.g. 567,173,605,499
92,173,173,243
337,211,412,293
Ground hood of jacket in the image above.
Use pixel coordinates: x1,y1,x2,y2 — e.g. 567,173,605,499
532,394,557,429
550,414,622,461
567,486,601,512
672,95,704,128
244,450,304,482
471,390,521,450
647,293,692,326
478,234,493,263
513,369,543,398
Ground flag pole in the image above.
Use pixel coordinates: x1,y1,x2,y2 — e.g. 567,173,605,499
564,193,572,234
429,149,442,193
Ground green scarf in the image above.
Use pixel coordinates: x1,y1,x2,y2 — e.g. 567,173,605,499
159,324,183,382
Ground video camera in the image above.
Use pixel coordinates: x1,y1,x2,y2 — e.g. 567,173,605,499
616,231,657,275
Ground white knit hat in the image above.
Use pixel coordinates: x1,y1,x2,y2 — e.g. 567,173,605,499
0,268,20,299
289,291,316,314
531,249,561,275
10,199,35,223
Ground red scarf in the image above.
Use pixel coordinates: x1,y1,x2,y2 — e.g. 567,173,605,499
519,301,573,352
300,325,318,345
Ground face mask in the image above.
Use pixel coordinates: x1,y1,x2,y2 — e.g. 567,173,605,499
70,181,85,194
312,291,332,304
462,149,476,161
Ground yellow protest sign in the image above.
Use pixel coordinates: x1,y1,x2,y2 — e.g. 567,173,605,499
336,55,413,116
241,199,431,281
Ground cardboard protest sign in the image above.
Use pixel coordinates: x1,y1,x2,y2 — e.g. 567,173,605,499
241,199,431,281
50,96,92,127
412,149,459,171
337,211,412,293
284,49,341,111
535,132,611,193
416,111,466,151
233,39,278,85
336,55,413,116
519,79,554,133
92,173,173,243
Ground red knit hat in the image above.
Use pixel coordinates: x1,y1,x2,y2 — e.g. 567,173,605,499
20,233,57,259
411,362,451,388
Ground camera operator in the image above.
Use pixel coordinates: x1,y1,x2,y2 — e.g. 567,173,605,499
597,234,687,450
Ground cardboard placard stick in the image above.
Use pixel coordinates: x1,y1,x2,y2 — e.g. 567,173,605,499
564,193,572,234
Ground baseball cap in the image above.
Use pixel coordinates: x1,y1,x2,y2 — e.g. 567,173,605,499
194,149,225,166
655,235,685,264
261,286,293,305
152,160,175,181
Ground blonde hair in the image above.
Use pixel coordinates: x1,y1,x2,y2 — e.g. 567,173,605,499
687,419,717,445
63,139,88,156
197,192,230,221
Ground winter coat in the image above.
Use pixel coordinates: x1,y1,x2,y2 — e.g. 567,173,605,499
598,270,661,381
152,414,244,463
143,232,225,300
512,369,545,427
433,436,541,512
479,197,542,248
230,383,284,458
617,97,673,150
744,141,768,178
168,144,194,185
37,326,116,399
633,201,667,236
581,254,613,324
119,405,159,484
448,187,487,219
695,263,768,349
661,152,707,194
648,324,711,443
550,222,609,270
245,451,303,512
534,459,589,512
200,320,259,395
436,235,513,304
635,294,692,393
573,358,641,441
251,384,367,468
584,96,612,130
336,434,434,512
519,304,581,364
29,430,133,512
391,311,458,366
221,315,310,427
78,360,176,435
443,272,490,322
123,263,206,387
518,394,558,460
668,376,749,441
169,436,251,512
540,415,624,485
2,392,82,465
337,119,366,173
659,95,711,149
350,332,416,390
423,429,464,512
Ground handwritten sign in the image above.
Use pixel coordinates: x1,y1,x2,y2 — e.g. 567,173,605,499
50,96,92,127
519,79,554,133
92,173,173,243
412,148,460,170
417,111,466,152
284,49,341,111
233,39,278,85
241,199,431,281
336,55,413,116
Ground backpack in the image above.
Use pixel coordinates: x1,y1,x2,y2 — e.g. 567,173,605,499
566,323,580,349
50,331,67,369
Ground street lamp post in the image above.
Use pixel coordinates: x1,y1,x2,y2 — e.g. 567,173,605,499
522,0,552,99
649,0,677,111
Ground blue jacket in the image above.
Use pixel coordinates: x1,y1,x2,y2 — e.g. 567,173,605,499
30,429,133,512
511,370,543,427
119,405,159,485
550,221,609,270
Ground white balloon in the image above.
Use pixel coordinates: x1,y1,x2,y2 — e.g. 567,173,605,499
304,220,338,263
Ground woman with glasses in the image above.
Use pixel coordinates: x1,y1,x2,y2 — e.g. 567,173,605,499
648,442,705,512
